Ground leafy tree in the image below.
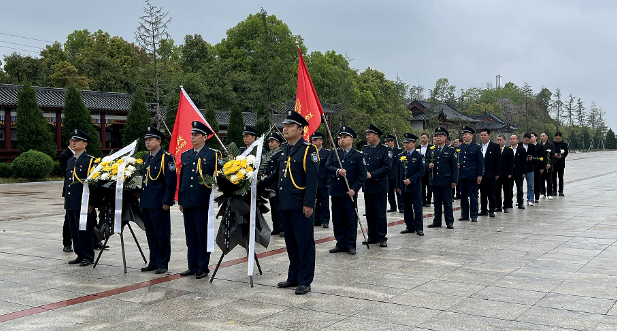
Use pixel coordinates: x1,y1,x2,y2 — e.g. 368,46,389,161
226,104,244,147
306,50,358,105
49,61,89,89
465,102,504,118
254,102,270,136
2,53,45,85
204,107,220,150
15,82,57,158
61,84,102,157
123,88,152,151
605,128,616,149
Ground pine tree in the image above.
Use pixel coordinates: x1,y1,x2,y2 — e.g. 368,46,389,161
605,128,617,149
62,84,102,157
204,107,220,150
15,82,57,158
255,102,270,136
226,104,245,147
123,88,152,152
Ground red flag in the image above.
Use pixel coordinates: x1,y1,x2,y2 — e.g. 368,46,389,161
296,46,324,140
169,87,215,200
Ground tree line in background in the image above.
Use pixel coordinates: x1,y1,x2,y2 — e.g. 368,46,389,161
0,2,612,152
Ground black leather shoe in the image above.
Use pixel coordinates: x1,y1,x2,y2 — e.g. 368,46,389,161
279,231,285,237
155,268,168,274
314,223,321,227
400,229,415,234
534,200,539,203
278,280,299,288
559,193,564,196
329,247,345,253
399,210,404,213
361,239,379,245
322,224,329,228
379,242,387,247
68,258,81,265
446,224,454,229
471,218,478,222
458,217,469,221
495,208,502,212
271,230,280,235
180,270,196,276
423,203,430,207
79,260,92,267
503,208,509,213
295,285,311,295
347,248,356,254
518,205,525,209
141,265,157,272
427,223,441,228
63,245,73,253
478,211,488,216
196,270,209,279
489,213,496,217
416,230,424,236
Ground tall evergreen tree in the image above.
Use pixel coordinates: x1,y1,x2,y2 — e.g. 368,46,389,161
204,107,220,149
255,102,270,136
605,128,616,149
226,104,245,147
15,82,57,158
62,84,102,157
123,88,152,151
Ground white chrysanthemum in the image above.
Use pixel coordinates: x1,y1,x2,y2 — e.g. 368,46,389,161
101,173,110,181
230,174,238,182
126,157,136,164
127,165,136,172
124,170,133,178
239,168,247,175
246,155,256,165
111,175,117,181
246,170,254,178
236,155,246,161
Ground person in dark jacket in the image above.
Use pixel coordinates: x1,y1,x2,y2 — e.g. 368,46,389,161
265,132,284,236
531,132,543,203
495,134,514,213
511,134,527,209
311,131,331,228
521,133,536,206
552,132,568,196
540,132,556,199
458,126,483,222
427,127,458,229
385,134,404,212
396,133,425,235
479,129,501,217
58,146,74,252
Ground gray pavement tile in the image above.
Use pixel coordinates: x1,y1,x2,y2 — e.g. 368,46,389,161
507,321,577,330
498,274,564,292
314,281,408,301
515,306,604,330
535,293,616,314
109,284,192,304
355,301,440,326
447,297,531,320
322,316,427,331
389,289,465,310
205,299,288,324
253,307,348,331
471,286,548,305
416,279,486,297
0,299,32,315
419,311,513,331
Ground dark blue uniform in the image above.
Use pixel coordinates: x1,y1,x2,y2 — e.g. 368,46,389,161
396,149,425,232
140,149,177,270
480,141,502,214
361,143,392,243
325,148,366,251
388,146,404,212
261,138,319,286
178,146,221,274
314,147,331,226
264,147,283,233
458,142,484,219
427,145,458,227
64,152,96,263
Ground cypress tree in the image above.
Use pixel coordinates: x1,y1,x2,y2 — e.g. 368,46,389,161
255,103,270,136
123,88,152,152
605,128,617,149
15,82,57,158
226,104,245,147
204,107,220,150
62,84,102,157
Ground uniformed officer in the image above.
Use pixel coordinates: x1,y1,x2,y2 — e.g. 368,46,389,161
361,123,392,247
457,126,483,222
325,126,367,254
239,126,258,154
417,133,433,207
178,121,222,279
396,133,425,236
58,146,74,252
265,131,285,236
64,129,97,266
385,134,404,213
140,126,177,274
311,131,331,228
260,111,319,295
427,127,458,229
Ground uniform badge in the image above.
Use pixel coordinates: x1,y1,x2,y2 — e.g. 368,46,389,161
218,158,224,165
311,152,318,163
388,151,392,158
168,162,176,171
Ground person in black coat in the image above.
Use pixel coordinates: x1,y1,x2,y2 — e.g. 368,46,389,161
325,126,366,254
385,134,404,212
58,146,74,252
552,132,568,196
265,132,284,236
540,132,556,199
510,134,527,209
531,132,544,203
396,133,425,235
311,132,331,228
495,134,514,213
238,126,258,155
521,133,536,206
427,127,458,229
479,129,501,217
140,126,177,274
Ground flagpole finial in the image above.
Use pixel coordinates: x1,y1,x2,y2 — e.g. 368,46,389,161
295,41,299,47
180,85,183,89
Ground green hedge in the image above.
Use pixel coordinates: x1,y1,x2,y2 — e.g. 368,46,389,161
0,162,12,178
51,160,63,177
11,150,54,180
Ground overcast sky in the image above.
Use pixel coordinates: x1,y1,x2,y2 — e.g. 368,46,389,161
3,0,615,130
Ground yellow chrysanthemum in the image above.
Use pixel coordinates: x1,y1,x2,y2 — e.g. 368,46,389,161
224,168,234,175
247,167,254,172
540,157,544,161
112,168,118,175
400,156,407,161
223,161,233,169
136,159,144,164
103,166,111,172
430,146,436,150
112,163,119,169
240,159,247,168
456,149,461,153
91,172,100,179
231,178,239,184
236,171,245,180
94,158,101,163
117,159,124,165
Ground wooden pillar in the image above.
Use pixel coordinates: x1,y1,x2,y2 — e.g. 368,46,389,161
55,109,62,150
100,112,106,149
4,107,11,150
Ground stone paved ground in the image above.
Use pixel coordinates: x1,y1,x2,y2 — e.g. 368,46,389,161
1,151,617,330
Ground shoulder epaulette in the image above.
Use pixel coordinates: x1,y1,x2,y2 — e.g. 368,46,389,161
182,149,192,154
304,141,312,146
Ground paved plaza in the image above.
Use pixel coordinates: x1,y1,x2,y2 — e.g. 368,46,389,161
1,151,617,330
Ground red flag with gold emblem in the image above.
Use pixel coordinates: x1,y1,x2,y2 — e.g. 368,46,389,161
295,46,324,140
169,87,215,200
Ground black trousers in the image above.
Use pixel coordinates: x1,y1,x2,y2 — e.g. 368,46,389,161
364,192,388,242
67,209,94,262
421,174,432,205
495,176,512,209
63,212,72,246
534,169,543,200
388,179,404,211
331,196,358,250
431,185,454,226
280,210,315,286
480,176,497,213
402,191,423,231
142,208,171,269
552,168,565,194
314,187,330,225
511,176,525,206
543,171,554,196
269,196,282,232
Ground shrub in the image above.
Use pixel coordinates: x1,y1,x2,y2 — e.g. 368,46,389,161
0,162,12,178
51,160,62,177
11,150,54,180
133,150,148,161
